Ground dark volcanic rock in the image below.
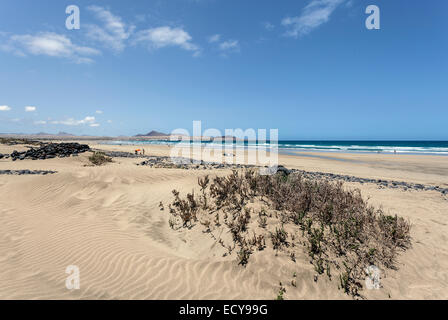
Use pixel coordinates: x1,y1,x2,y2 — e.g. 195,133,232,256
138,156,256,170
9,143,90,161
275,165,292,176
289,169,448,196
0,170,57,175
95,150,145,159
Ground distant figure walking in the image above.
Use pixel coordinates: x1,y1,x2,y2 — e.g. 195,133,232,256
142,148,145,155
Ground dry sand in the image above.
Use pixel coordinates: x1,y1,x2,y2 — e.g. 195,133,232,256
0,142,447,299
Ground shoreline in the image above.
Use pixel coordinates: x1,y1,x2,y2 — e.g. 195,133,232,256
3,140,448,185
100,141,448,157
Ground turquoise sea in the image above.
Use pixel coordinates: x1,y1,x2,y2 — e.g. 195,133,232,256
105,140,448,155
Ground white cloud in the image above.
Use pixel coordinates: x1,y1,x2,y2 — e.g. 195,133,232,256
34,120,47,125
134,26,200,55
86,5,135,52
208,34,221,43
282,0,345,38
219,40,239,52
0,105,11,111
2,7,204,63
52,116,97,126
96,110,103,114
3,32,100,63
80,116,96,124
25,106,36,112
208,36,240,56
90,123,100,127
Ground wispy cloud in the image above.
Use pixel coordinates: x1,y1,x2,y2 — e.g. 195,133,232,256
2,32,100,64
0,105,11,111
1,6,203,63
219,39,240,52
51,116,97,126
282,0,345,38
134,26,200,56
25,106,36,112
86,5,135,53
34,120,46,125
95,110,103,114
207,36,240,56
208,34,221,43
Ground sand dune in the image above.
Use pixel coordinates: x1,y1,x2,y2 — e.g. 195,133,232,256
0,145,447,299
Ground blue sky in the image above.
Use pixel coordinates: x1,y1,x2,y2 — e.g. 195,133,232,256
0,0,447,139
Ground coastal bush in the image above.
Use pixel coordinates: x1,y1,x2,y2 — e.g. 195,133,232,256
170,189,198,227
271,227,288,250
168,170,411,297
276,283,286,300
88,151,112,166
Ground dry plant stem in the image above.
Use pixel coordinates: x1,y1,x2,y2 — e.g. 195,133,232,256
168,170,412,297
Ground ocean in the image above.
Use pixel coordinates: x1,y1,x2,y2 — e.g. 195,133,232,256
105,140,448,155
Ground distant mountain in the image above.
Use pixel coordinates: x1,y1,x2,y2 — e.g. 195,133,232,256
58,131,73,136
212,135,242,141
135,130,169,137
35,131,74,136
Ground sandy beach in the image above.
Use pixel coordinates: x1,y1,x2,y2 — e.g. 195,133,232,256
0,141,447,300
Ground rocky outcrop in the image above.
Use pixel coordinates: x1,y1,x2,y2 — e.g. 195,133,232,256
10,143,90,161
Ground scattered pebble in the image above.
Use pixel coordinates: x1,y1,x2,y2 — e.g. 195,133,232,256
138,156,256,170
0,170,57,175
94,150,147,159
290,169,448,196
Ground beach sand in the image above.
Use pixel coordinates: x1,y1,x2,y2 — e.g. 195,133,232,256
0,142,447,299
